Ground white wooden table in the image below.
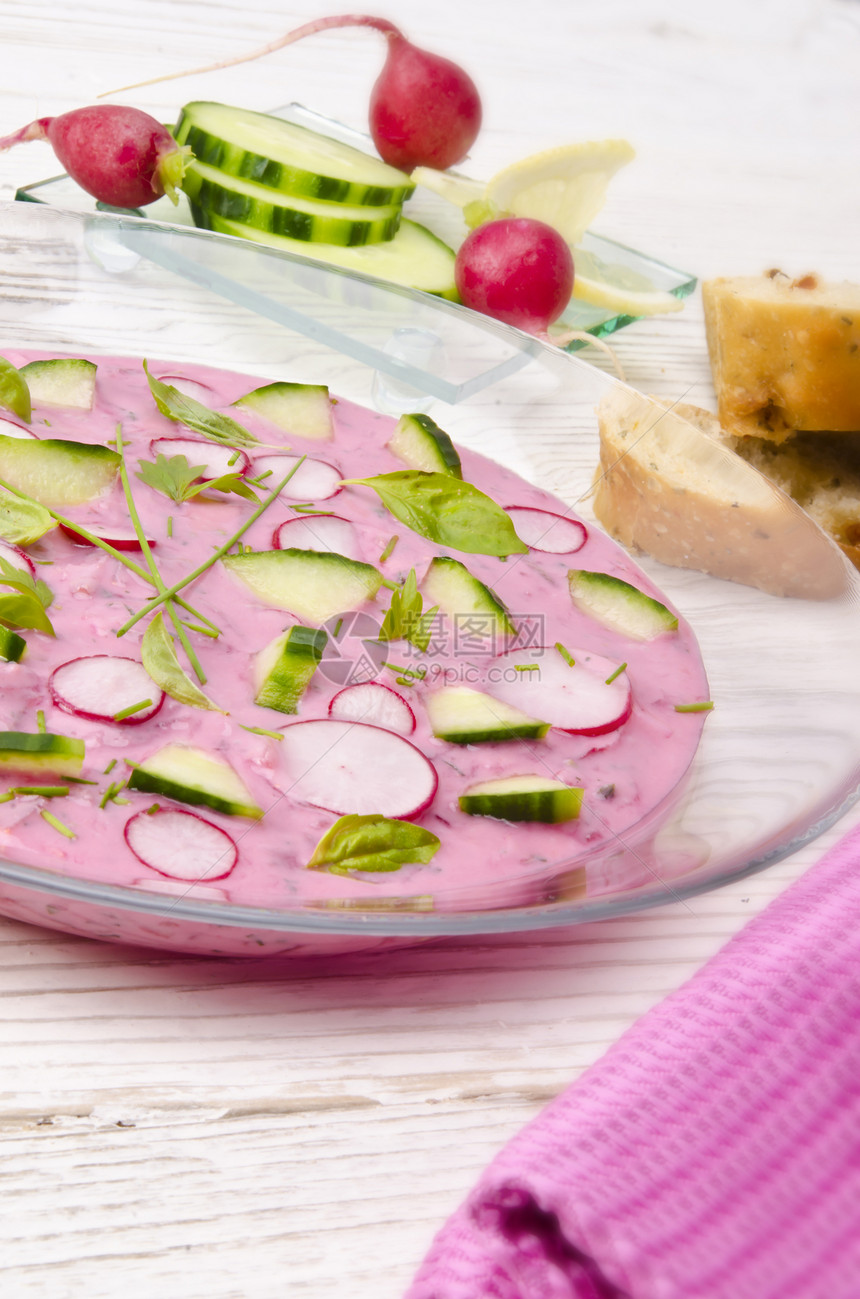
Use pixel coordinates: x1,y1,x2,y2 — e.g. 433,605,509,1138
1,3,859,1295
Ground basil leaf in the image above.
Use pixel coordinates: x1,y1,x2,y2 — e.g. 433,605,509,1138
0,356,31,423
344,471,528,558
0,590,54,635
307,814,441,875
0,492,55,545
143,361,259,448
141,612,223,711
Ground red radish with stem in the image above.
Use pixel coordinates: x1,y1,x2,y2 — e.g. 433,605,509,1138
50,655,165,724
455,218,575,337
107,16,482,173
0,105,189,208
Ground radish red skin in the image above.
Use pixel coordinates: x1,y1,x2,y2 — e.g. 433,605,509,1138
455,218,575,335
0,105,187,208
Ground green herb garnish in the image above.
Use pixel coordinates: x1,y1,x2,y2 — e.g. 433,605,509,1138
141,612,224,712
136,453,259,504
377,569,437,652
40,809,75,839
555,642,575,667
307,814,440,875
674,701,715,713
605,662,627,685
0,555,55,635
342,470,528,558
143,361,259,448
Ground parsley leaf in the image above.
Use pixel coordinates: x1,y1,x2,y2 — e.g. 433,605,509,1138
136,454,259,504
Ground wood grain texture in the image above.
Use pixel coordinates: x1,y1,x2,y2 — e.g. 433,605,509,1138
1,2,859,1295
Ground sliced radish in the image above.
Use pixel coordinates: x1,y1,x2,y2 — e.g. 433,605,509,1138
489,646,632,736
0,539,35,577
154,374,219,405
50,655,165,724
505,506,587,554
273,514,361,559
125,808,238,881
59,522,156,551
328,682,416,735
0,417,37,440
279,719,436,818
251,454,341,501
149,437,251,479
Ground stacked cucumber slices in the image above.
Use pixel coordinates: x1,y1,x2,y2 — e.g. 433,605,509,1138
173,102,459,298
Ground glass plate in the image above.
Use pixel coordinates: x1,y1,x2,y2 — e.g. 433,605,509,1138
14,103,697,346
0,201,857,959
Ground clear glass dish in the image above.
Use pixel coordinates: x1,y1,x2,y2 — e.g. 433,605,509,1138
0,201,858,959
14,103,697,346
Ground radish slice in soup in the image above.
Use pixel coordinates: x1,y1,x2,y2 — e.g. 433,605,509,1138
59,522,156,551
0,539,35,576
0,417,37,440
50,655,164,724
154,375,219,404
328,682,416,735
149,437,251,479
125,808,238,881
272,515,361,558
504,506,587,554
279,719,436,817
251,454,341,501
489,646,632,736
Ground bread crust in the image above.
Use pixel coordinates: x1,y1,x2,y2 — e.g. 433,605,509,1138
593,387,847,600
703,274,860,442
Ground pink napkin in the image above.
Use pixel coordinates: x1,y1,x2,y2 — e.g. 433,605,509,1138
405,823,860,1299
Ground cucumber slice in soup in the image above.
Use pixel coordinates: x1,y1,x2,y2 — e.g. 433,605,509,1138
255,625,327,714
459,775,583,823
422,556,514,639
191,208,459,300
0,626,26,663
128,744,263,819
223,549,382,623
183,161,402,246
568,570,679,640
0,731,85,777
426,686,549,744
0,436,119,506
387,413,462,478
18,358,97,411
174,102,415,206
234,382,333,441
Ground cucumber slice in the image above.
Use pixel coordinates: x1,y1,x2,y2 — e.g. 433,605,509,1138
18,358,97,411
175,102,415,207
183,161,401,246
234,381,333,441
387,413,462,478
255,625,327,714
0,730,85,777
568,570,679,640
422,557,514,640
0,626,26,663
128,744,263,819
0,436,119,507
222,549,382,623
191,209,459,300
426,686,549,744
459,775,583,823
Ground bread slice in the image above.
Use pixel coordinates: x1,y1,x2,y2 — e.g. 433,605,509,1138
703,274,860,442
592,386,848,600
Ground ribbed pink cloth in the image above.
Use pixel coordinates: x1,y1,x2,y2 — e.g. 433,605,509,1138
405,823,860,1299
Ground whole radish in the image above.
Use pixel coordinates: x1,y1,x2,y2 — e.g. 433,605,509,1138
455,217,575,336
107,15,482,173
0,105,189,207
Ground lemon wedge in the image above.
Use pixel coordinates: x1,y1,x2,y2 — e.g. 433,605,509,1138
413,139,635,245
571,248,685,317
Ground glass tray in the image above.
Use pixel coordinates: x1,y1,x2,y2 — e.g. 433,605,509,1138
0,201,856,960
14,103,697,348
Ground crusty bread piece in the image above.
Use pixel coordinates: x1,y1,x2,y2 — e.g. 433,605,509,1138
702,273,860,442
592,386,847,600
